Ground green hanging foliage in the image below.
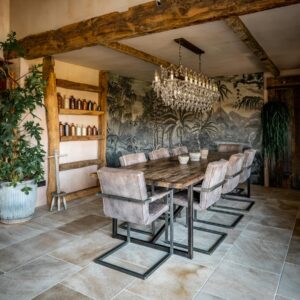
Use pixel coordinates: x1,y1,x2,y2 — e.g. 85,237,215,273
261,101,290,159
0,32,45,194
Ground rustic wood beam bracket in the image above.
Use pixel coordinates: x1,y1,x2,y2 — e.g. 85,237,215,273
225,16,280,77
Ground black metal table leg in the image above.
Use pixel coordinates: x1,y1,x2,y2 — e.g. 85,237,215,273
187,185,194,259
247,176,251,198
112,218,117,238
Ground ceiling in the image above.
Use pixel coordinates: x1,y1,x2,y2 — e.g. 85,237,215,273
54,3,300,82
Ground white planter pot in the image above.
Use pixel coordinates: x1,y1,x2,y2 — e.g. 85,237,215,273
0,180,37,224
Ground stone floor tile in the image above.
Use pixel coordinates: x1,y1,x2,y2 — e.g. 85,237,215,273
58,215,110,236
103,243,168,274
191,243,231,269
0,230,75,272
0,255,80,300
277,262,300,299
50,230,121,267
275,295,293,300
63,263,135,300
249,214,295,230
224,235,288,273
193,291,225,300
0,221,49,249
202,261,280,300
113,289,146,300
33,284,91,300
292,219,300,238
33,283,91,300
249,204,297,219
286,237,300,266
128,256,213,300
241,223,292,245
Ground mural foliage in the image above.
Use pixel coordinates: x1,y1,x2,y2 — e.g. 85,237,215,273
106,72,264,184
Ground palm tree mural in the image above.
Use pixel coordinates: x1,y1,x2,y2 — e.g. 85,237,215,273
192,111,218,147
162,109,194,147
233,95,264,110
216,80,232,102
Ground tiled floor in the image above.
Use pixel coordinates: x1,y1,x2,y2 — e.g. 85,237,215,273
0,185,299,300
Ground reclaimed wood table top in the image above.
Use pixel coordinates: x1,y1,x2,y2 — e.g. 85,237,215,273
122,151,234,189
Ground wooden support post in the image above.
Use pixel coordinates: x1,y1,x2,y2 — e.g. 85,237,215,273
43,56,59,206
98,71,108,167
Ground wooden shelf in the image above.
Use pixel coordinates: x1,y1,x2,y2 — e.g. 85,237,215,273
60,159,103,171
60,135,103,142
65,186,101,202
59,108,104,116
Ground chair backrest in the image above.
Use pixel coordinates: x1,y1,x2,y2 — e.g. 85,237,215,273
119,152,147,167
172,146,188,156
199,159,228,210
218,143,243,153
97,167,149,225
148,148,170,160
239,149,256,183
222,153,245,194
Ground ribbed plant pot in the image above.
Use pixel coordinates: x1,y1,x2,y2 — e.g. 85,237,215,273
0,180,37,224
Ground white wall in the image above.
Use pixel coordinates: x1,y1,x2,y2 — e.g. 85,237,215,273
10,0,150,38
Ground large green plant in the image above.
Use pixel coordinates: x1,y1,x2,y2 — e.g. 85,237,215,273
0,32,45,193
261,101,290,159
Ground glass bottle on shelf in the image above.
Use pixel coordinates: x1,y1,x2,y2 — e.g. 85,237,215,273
76,124,82,136
97,104,101,111
59,121,64,137
70,123,76,136
64,122,70,136
92,125,98,136
64,95,69,109
69,96,76,110
57,93,63,108
82,99,87,110
93,101,97,111
87,100,93,111
77,98,82,110
86,125,92,136
82,125,87,136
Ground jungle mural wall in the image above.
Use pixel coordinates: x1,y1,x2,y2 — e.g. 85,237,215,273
106,72,264,184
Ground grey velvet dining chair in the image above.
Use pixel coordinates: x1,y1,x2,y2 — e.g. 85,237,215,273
172,146,188,156
119,152,147,167
95,167,174,279
119,152,158,236
148,148,170,160
169,159,228,255
221,149,256,211
195,153,245,228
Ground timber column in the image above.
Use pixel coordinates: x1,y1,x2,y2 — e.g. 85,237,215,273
98,71,108,166
43,56,59,206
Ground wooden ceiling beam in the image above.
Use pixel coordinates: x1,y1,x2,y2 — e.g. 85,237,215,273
8,0,300,59
100,41,171,67
225,16,280,76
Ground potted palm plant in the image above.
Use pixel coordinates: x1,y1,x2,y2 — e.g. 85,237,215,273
0,32,45,223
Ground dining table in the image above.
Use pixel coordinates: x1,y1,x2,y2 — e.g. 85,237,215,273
110,150,234,260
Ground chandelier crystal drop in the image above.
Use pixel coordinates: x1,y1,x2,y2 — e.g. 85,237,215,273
152,41,220,113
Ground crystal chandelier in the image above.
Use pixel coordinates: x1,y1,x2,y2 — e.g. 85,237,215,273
152,38,220,113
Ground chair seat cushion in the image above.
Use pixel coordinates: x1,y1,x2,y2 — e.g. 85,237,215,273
173,191,203,211
147,202,168,225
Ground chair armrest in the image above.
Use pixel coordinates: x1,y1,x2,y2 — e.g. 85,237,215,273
193,185,202,192
148,190,172,203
